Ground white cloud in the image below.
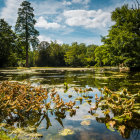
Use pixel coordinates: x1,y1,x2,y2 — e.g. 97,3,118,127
62,0,72,5
0,0,23,24
35,16,60,29
72,0,90,4
63,9,112,29
38,35,63,44
32,0,64,16
38,35,52,43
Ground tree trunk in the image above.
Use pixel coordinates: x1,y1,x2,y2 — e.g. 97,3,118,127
26,42,28,67
25,10,28,67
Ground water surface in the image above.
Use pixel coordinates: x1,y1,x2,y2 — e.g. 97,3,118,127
0,68,140,140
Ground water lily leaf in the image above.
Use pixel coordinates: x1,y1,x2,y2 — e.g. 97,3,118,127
108,121,116,128
55,117,64,127
132,109,140,115
26,132,43,137
113,116,124,123
25,126,36,131
0,123,7,128
106,122,115,131
118,125,125,135
75,97,83,101
92,113,99,117
59,128,74,136
11,128,25,134
102,109,110,115
82,115,92,119
81,120,91,126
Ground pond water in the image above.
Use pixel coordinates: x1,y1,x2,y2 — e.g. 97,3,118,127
0,68,140,140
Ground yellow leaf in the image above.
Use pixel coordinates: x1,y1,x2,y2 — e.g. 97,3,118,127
119,125,125,134
81,120,91,126
59,128,74,136
109,121,116,128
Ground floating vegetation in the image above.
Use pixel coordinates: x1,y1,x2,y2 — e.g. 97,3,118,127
81,120,91,126
82,115,93,119
0,79,140,139
96,87,140,138
59,128,74,136
0,81,78,139
0,130,18,140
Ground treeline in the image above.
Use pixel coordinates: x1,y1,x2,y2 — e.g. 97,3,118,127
32,41,98,67
0,0,140,68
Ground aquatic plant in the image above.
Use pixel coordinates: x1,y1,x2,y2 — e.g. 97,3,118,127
0,81,78,139
96,87,140,138
59,128,74,136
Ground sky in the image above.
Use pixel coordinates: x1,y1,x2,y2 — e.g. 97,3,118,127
0,0,134,45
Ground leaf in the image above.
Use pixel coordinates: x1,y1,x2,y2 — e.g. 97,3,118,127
0,123,7,128
112,116,124,123
82,115,92,119
108,121,116,128
92,113,99,117
106,122,115,132
81,120,91,126
59,128,74,136
103,109,110,115
133,109,140,115
26,132,43,137
118,125,125,135
55,117,64,127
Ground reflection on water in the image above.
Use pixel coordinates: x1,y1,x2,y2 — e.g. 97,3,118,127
0,68,140,140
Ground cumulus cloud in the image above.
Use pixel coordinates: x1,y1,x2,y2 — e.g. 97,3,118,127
63,9,112,29
35,16,60,29
0,0,23,24
72,0,90,4
38,35,63,44
32,0,64,16
62,0,72,5
38,35,51,42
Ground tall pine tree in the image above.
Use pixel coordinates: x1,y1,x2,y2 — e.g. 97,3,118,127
15,1,39,67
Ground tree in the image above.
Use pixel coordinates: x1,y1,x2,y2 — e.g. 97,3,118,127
86,44,98,66
15,1,39,67
101,4,140,67
0,19,18,67
64,42,87,67
36,41,51,67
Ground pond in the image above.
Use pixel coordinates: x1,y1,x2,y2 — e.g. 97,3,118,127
0,67,140,140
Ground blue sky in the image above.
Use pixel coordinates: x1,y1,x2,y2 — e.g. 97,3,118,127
0,0,134,45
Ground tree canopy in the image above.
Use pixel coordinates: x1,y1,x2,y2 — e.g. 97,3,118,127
15,0,39,67
97,4,140,67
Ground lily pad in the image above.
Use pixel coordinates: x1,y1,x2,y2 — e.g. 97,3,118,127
0,123,7,128
82,115,93,119
81,120,91,126
59,128,74,136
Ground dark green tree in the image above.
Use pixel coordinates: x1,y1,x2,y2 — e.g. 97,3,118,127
100,4,140,67
15,0,39,67
0,19,20,67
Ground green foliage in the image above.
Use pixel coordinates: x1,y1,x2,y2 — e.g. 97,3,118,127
0,19,24,67
36,41,65,66
100,4,140,67
64,42,87,66
36,41,98,67
64,42,98,67
15,1,39,67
